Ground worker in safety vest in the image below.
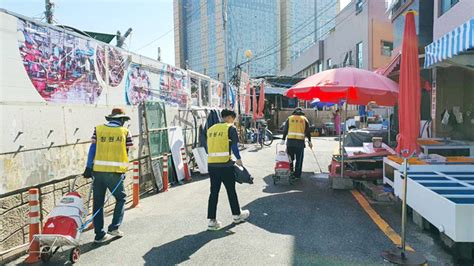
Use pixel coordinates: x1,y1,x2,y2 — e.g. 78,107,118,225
83,108,133,243
206,109,250,230
282,108,313,179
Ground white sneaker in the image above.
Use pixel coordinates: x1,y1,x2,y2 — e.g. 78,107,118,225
207,220,222,231
94,234,111,243
107,229,124,238
233,210,250,224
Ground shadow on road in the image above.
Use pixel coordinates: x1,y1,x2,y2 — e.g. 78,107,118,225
243,174,394,265
262,172,318,194
142,224,237,265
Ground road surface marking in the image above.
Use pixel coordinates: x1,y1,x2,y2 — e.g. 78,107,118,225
351,190,414,252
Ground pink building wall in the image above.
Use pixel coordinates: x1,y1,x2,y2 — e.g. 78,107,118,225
433,0,474,40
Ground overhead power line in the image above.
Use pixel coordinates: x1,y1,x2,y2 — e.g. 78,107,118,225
248,0,368,75
134,0,207,53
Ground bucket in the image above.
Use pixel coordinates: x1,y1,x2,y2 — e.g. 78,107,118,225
372,137,383,148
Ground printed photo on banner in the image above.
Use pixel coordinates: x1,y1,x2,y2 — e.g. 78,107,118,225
125,64,151,105
200,79,210,107
210,80,224,108
17,19,102,104
97,45,128,87
158,64,189,108
125,63,190,107
190,76,200,106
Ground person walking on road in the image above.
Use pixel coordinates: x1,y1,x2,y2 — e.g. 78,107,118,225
282,108,313,179
83,108,133,243
207,109,250,230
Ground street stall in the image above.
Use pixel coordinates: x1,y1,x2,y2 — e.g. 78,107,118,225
383,154,474,187
417,138,474,157
285,67,399,181
328,142,397,181
393,170,474,243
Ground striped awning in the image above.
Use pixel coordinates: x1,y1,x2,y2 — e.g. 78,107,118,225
374,52,401,76
424,18,474,68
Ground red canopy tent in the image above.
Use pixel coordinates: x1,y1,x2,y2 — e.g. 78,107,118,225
285,67,399,106
284,67,399,178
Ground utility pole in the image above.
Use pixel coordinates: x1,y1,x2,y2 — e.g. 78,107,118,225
157,47,161,61
45,0,54,24
116,28,133,48
223,0,229,85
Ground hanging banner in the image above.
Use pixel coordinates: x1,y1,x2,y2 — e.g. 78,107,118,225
124,63,190,107
17,18,102,104
210,80,223,108
190,76,200,106
96,45,128,87
200,78,210,107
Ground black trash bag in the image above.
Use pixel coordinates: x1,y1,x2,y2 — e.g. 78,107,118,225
234,165,253,184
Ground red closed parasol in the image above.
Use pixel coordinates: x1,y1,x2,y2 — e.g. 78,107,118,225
381,11,426,265
245,81,251,115
395,11,421,155
252,85,258,120
257,81,265,118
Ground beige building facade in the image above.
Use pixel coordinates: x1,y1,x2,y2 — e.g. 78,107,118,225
279,0,393,77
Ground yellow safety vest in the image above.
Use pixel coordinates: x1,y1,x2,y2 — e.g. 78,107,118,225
93,125,129,173
287,115,307,140
207,123,232,164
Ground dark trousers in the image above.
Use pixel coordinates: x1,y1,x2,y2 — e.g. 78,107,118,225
287,146,305,178
207,166,241,219
92,172,126,239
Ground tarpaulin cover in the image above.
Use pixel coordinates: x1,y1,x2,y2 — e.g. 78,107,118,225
396,11,421,155
285,67,399,106
344,129,388,147
310,99,335,108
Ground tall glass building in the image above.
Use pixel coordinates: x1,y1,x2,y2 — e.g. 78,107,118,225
174,0,338,80
280,0,338,69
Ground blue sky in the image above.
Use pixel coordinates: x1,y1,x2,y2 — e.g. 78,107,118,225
340,0,351,9
1,0,353,67
0,0,176,65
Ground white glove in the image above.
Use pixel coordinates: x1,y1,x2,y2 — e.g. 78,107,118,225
236,159,243,166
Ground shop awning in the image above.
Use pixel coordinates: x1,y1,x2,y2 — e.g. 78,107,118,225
374,52,401,76
424,18,474,68
264,87,287,95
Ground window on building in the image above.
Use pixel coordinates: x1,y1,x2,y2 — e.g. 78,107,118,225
317,61,323,73
439,0,459,16
381,41,393,57
356,0,363,14
356,42,363,68
390,0,413,20
326,58,332,69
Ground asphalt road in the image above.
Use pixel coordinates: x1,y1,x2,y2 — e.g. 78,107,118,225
12,137,456,265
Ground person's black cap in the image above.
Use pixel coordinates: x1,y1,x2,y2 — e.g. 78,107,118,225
221,109,236,118
292,107,305,115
